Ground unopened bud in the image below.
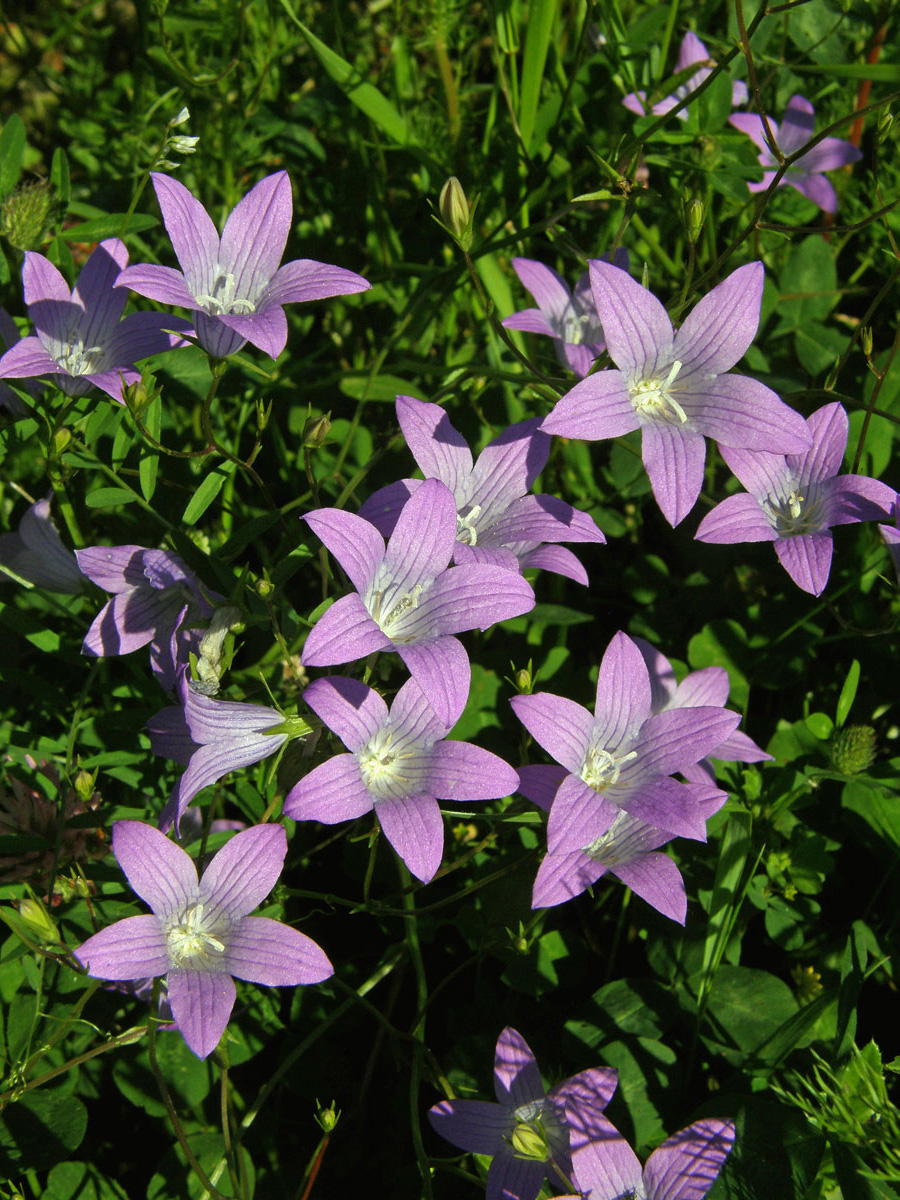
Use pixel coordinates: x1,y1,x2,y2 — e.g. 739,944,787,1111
302,412,331,448
51,427,72,457
122,375,158,420
687,198,704,243
440,177,468,237
0,180,60,250
74,767,97,803
257,397,272,432
256,575,275,598
169,107,191,128
830,725,877,775
168,134,200,156
877,110,893,145
510,1120,549,1161
861,326,873,358
514,667,532,693
18,898,62,946
315,1100,340,1133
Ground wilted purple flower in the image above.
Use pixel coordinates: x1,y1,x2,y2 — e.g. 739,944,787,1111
428,1026,618,1200
559,1111,735,1200
284,676,518,883
502,254,627,378
148,674,308,835
358,397,605,586
696,402,896,595
623,32,748,120
633,637,771,786
76,821,332,1059
302,479,535,725
510,632,741,852
0,240,190,403
520,764,726,923
116,172,370,359
0,499,84,593
541,261,812,526
729,95,862,213
77,545,217,689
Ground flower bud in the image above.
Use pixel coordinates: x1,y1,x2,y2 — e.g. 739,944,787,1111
514,665,532,694
302,412,331,448
829,724,876,775
315,1100,341,1133
169,107,191,128
0,180,60,251
51,427,72,458
74,767,97,803
877,110,893,145
18,897,62,946
861,326,873,358
686,198,704,243
509,1120,549,1161
257,397,272,432
256,575,275,598
438,177,474,250
122,374,158,420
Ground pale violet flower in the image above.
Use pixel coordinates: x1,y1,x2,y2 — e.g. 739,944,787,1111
623,32,748,120
0,498,83,593
76,821,332,1059
696,402,896,595
116,172,370,359
541,261,812,526
729,95,862,213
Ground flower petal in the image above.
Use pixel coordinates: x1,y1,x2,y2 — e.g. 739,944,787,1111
382,477,457,586
396,636,470,728
638,708,741,776
151,172,221,295
426,741,519,801
0,336,61,380
159,732,284,834
674,263,763,378
22,251,71,307
73,239,130,342
357,479,419,538
502,306,556,336
303,676,388,752
518,543,590,584
509,258,573,324
112,820,198,917
428,1099,511,1155
643,1117,735,1200
301,593,393,666
541,370,638,441
612,852,687,923
547,773,620,854
621,776,707,841
593,632,652,749
260,258,370,307
224,915,333,985
303,506,385,596
76,915,168,980
167,968,235,1060
568,1112,643,1199
823,475,896,526
532,848,606,907
493,1026,544,1106
641,421,707,527
198,824,287,919
778,95,816,156
552,1067,619,1145
516,763,567,811
510,693,594,775
375,792,444,882
683,375,811,453
395,396,474,497
219,171,292,296
283,753,374,823
115,263,200,310
788,172,837,213
471,418,550,506
487,1152,545,1200
774,532,833,595
799,137,862,173
728,111,775,154
589,262,675,378
217,304,288,360
695,493,779,544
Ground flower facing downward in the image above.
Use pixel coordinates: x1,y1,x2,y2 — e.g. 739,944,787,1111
729,95,862,213
0,240,190,403
541,261,812,526
284,676,518,883
358,397,605,585
116,172,370,359
76,822,332,1059
428,1026,618,1200
695,402,896,595
623,32,748,121
0,498,84,593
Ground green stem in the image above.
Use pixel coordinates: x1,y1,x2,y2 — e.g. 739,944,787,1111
400,862,433,1200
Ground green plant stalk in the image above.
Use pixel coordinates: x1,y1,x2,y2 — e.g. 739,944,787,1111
400,861,433,1200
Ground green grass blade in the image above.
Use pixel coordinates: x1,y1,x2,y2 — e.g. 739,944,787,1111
519,0,559,154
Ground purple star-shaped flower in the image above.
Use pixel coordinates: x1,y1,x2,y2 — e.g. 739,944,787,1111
116,172,370,359
519,765,726,924
284,676,518,883
634,637,771,786
357,397,605,586
695,402,896,595
77,545,217,689
559,1110,735,1200
428,1026,618,1200
148,673,306,835
510,632,741,852
0,240,190,403
729,95,862,213
541,261,812,526
623,32,748,120
501,254,627,378
301,478,536,725
76,821,332,1059
0,498,84,593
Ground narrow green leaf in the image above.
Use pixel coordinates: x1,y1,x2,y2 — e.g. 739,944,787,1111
85,487,137,509
59,214,158,242
836,659,861,728
284,7,410,146
182,460,237,525
519,0,559,153
700,812,753,987
50,146,70,207
139,393,162,501
792,62,900,81
0,114,26,198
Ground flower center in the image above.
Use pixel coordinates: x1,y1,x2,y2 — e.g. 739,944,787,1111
581,744,638,792
561,308,602,346
194,269,257,317
57,337,103,376
507,1099,566,1163
165,901,228,970
367,579,426,643
358,729,414,800
762,486,823,536
456,504,483,546
583,810,634,864
629,360,688,423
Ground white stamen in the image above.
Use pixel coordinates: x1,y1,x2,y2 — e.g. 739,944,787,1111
762,485,823,536
629,359,688,424
166,901,228,969
456,504,483,546
194,269,257,317
581,745,638,792
57,338,104,376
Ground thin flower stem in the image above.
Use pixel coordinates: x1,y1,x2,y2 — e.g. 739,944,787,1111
399,862,434,1200
217,1048,244,1200
0,1024,147,1108
735,0,784,163
434,38,460,142
852,318,900,475
295,1132,330,1200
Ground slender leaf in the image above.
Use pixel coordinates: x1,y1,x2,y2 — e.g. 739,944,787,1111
0,114,26,197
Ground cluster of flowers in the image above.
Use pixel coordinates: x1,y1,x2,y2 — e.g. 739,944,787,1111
429,1027,735,1200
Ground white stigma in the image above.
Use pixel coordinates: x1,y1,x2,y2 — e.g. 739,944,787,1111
763,485,823,536
57,338,103,376
629,359,688,424
194,268,257,316
358,728,414,800
581,744,638,792
456,504,483,546
165,901,228,969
